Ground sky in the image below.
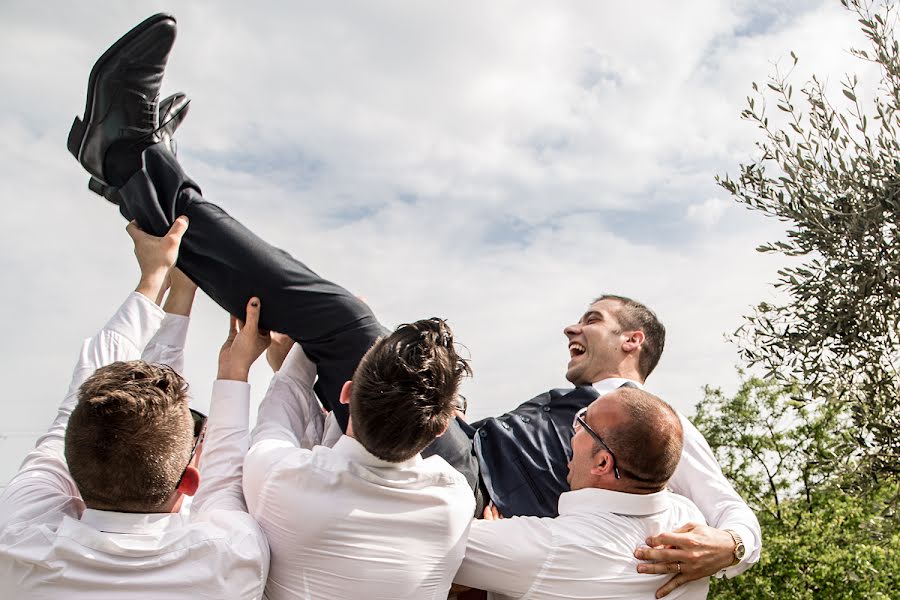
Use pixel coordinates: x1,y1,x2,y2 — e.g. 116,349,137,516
0,1,877,484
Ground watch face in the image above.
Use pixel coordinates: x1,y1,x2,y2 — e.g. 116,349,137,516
735,542,746,560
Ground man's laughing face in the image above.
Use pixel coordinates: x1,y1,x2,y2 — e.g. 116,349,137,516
563,298,628,385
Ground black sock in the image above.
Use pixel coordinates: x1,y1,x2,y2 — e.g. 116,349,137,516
103,141,145,187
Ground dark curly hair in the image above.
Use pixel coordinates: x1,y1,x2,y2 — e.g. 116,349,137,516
350,318,471,462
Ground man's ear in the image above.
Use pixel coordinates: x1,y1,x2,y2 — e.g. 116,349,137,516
589,453,615,478
339,380,353,405
434,419,451,439
622,330,645,353
176,466,200,497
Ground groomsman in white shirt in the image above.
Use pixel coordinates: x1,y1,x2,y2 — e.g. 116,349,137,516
243,320,476,600
456,386,711,599
0,217,271,599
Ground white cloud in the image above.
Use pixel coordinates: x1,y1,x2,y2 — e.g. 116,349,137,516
686,197,729,227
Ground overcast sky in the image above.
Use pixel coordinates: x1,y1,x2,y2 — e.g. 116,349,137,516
0,1,875,484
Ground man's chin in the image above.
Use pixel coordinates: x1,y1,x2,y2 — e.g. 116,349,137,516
565,369,591,387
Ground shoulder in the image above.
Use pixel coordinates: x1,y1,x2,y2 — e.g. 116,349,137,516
666,491,706,523
420,455,477,496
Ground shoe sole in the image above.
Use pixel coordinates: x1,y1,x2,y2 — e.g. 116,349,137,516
67,13,176,164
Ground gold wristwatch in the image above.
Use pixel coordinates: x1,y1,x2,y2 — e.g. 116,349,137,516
724,529,746,566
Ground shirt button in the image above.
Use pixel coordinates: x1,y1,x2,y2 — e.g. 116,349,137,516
480,430,488,438
542,406,551,412
501,422,510,430
520,416,531,423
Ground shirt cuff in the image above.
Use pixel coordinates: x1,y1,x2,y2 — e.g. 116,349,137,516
104,292,167,349
208,380,251,429
719,524,758,578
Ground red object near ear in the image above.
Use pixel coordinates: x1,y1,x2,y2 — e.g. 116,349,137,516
177,466,200,497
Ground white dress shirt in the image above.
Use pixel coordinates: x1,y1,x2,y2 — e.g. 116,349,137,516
593,378,761,577
457,487,710,599
0,292,269,599
244,345,475,600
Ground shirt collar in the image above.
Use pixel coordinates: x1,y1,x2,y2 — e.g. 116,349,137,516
558,487,672,516
333,435,421,469
80,509,185,534
592,377,643,396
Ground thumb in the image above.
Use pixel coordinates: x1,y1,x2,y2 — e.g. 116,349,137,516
673,522,700,534
244,297,261,332
125,220,143,242
167,216,189,242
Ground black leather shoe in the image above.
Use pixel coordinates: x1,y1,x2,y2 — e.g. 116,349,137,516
67,13,177,186
88,92,191,204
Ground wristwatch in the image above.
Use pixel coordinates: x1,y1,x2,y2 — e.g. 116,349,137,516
724,529,746,566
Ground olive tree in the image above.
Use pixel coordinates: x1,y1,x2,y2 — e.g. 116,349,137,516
717,0,900,482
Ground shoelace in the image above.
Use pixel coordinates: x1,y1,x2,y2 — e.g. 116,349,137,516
125,96,191,150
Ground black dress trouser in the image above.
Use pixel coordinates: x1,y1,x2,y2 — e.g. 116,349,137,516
117,143,483,510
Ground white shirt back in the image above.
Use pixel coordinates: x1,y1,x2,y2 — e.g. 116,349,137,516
244,345,475,600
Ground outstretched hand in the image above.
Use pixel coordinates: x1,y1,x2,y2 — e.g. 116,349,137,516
634,522,736,598
218,297,272,382
127,216,189,302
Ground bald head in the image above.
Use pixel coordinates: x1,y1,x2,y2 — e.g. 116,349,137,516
588,387,683,492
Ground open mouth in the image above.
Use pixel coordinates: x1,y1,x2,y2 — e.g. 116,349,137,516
569,342,586,359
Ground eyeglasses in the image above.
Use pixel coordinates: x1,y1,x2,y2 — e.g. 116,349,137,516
176,408,208,489
573,406,620,479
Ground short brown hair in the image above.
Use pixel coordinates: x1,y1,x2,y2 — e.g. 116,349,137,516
350,318,472,462
65,361,193,512
598,387,683,490
597,294,665,379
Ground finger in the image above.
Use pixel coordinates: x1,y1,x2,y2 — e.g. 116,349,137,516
636,559,685,575
646,530,692,548
244,297,261,332
482,504,493,520
167,215,189,242
228,315,239,337
656,573,689,598
672,521,701,534
634,547,690,563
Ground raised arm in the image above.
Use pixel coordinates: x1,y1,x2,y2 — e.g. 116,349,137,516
243,341,327,514
634,414,762,597
0,217,188,522
141,268,197,372
191,297,271,515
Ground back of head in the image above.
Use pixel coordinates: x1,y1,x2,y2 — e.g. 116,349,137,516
350,318,471,462
603,387,683,491
65,361,193,512
597,294,666,379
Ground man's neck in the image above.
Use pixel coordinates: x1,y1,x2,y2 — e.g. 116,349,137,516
589,376,644,396
589,480,664,495
592,369,644,385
